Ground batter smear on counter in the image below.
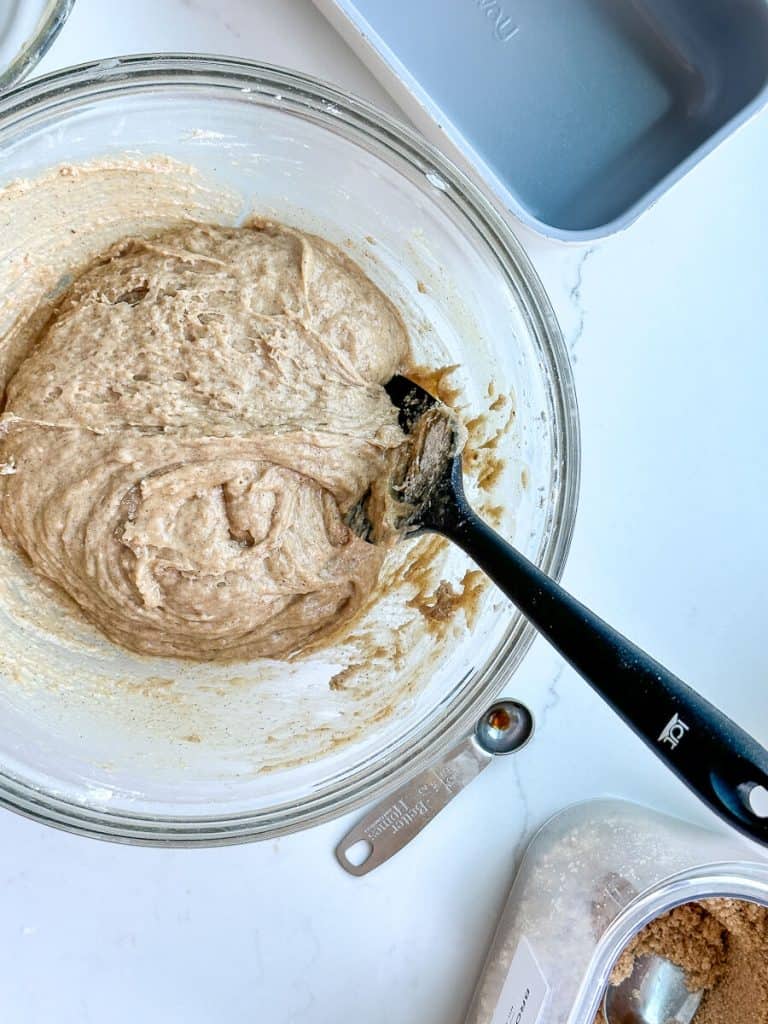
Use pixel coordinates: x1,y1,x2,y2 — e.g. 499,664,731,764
0,221,414,660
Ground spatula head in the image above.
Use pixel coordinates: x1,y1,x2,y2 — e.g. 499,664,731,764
346,375,465,540
384,374,439,432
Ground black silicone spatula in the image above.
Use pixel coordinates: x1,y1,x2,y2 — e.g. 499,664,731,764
376,374,768,845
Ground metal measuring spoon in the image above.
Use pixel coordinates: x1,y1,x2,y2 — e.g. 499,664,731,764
603,955,703,1024
335,700,534,875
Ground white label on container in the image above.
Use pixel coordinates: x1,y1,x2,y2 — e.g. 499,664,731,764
490,936,550,1024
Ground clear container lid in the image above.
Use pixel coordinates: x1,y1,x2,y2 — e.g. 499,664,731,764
464,799,768,1024
0,0,74,91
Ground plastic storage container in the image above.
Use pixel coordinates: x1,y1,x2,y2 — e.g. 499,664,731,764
463,799,768,1024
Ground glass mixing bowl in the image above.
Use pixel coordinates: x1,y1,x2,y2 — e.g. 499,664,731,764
0,55,579,844
0,0,74,90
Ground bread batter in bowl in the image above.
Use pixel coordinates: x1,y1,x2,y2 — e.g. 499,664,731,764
0,220,411,660
0,56,577,840
0,153,524,782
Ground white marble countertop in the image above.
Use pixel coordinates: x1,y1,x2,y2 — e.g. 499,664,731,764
1,2,767,1021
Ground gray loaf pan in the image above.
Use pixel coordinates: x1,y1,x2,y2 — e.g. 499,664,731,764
315,0,768,240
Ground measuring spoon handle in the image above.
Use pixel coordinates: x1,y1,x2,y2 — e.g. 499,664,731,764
336,737,491,874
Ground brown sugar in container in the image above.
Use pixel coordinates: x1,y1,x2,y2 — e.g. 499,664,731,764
463,799,768,1024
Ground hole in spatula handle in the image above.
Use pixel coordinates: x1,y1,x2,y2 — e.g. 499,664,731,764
747,784,768,818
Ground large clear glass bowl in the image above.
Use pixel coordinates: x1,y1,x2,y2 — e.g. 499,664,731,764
0,55,579,844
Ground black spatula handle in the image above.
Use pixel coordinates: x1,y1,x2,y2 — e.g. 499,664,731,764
444,504,768,844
